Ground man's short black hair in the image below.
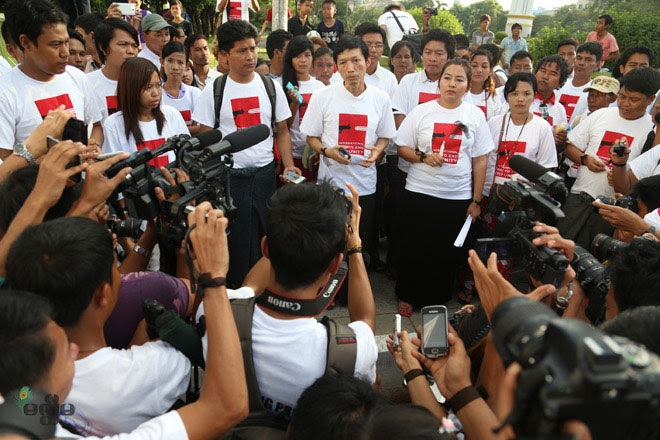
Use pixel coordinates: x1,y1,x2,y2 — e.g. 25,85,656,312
0,165,81,232
453,33,470,48
601,305,660,356
511,22,522,31
610,239,660,313
619,45,655,69
266,28,293,59
420,28,454,58
216,19,258,54
67,27,85,48
354,22,385,43
510,50,534,65
184,33,207,52
632,175,660,212
619,67,660,98
333,35,369,64
577,41,603,62
535,54,570,88
322,0,337,6
73,11,104,34
556,38,578,52
363,405,443,439
504,72,537,100
0,290,55,395
6,217,114,327
480,43,501,63
288,374,388,440
599,14,613,26
5,0,68,51
94,18,139,64
266,182,349,290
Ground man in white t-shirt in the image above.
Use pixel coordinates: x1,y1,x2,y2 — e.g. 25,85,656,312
378,3,418,50
184,34,221,90
196,182,378,425
1,204,249,440
354,22,397,98
559,67,658,248
137,14,171,70
217,0,260,22
558,42,602,124
301,36,396,267
532,54,570,154
0,0,103,159
86,19,139,123
266,29,292,85
192,20,299,288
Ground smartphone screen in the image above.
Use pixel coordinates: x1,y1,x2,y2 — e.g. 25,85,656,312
392,314,401,347
421,306,448,358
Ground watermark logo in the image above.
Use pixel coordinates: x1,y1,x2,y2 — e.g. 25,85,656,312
13,387,75,425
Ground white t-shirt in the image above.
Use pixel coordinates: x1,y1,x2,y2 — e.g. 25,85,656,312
196,288,378,421
394,100,494,200
365,65,398,99
0,65,101,151
558,79,590,124
290,78,325,158
103,105,189,166
194,67,222,91
300,83,396,195
377,10,419,49
531,93,567,128
137,46,161,71
192,73,291,168
86,69,118,123
485,113,557,193
462,89,506,121
61,341,191,437
162,83,202,126
0,56,12,77
55,410,187,440
218,0,251,22
569,107,651,198
644,207,660,230
391,70,442,171
630,145,660,179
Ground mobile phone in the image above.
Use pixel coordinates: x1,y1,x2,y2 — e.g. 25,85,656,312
115,2,136,15
284,170,305,184
475,237,515,261
66,154,83,183
62,118,88,145
46,135,59,149
392,313,402,348
421,305,449,358
338,147,351,160
96,151,124,161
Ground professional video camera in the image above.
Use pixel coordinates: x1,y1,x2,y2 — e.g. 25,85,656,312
477,156,570,288
491,297,660,439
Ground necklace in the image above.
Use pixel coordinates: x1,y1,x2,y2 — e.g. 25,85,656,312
499,112,530,159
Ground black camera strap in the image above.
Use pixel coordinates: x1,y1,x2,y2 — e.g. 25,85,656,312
256,261,348,317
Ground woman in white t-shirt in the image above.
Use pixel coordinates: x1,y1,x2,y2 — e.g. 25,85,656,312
160,41,202,134
393,58,494,314
464,48,504,121
282,36,325,180
103,57,189,166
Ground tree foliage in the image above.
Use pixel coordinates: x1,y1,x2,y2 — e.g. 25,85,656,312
450,0,507,36
408,7,463,35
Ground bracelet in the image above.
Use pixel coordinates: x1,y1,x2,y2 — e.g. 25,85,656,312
404,369,425,383
580,154,588,165
446,385,481,412
133,244,152,259
416,150,427,163
347,245,363,256
197,273,227,289
321,147,328,156
612,162,626,168
471,199,480,205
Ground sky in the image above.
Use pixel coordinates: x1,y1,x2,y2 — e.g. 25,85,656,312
452,0,579,11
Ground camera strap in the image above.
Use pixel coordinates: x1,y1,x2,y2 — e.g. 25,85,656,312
256,261,348,317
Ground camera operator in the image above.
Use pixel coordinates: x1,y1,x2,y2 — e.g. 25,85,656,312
0,205,249,440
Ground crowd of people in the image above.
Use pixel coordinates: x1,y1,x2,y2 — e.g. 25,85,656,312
0,0,659,439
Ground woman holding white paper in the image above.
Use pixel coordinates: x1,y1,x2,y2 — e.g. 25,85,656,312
393,58,494,313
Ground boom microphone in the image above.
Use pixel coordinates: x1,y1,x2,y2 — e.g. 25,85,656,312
182,129,223,150
199,124,270,162
509,155,568,205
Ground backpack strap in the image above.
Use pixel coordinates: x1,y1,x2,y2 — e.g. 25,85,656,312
321,316,357,376
213,74,228,130
258,73,278,135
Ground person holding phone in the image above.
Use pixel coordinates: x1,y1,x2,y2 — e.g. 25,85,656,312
102,57,189,165
393,58,493,315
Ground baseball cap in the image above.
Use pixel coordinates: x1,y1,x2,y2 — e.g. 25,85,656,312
142,14,171,32
584,76,620,94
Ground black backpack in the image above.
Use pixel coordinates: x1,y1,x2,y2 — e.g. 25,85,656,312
220,296,357,440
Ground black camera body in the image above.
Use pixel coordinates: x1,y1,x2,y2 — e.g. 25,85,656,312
425,5,438,15
571,245,610,325
492,297,660,439
594,194,638,213
106,217,143,239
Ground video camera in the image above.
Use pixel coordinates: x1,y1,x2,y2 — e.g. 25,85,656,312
491,297,660,439
477,156,570,288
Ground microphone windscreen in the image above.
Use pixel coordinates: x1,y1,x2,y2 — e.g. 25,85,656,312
224,124,271,153
191,129,223,148
509,155,548,182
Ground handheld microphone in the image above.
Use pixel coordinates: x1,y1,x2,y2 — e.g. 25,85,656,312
509,155,568,205
199,124,270,162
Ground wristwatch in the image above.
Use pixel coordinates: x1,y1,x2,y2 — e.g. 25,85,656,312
133,244,152,259
13,143,36,165
579,154,588,165
645,226,657,235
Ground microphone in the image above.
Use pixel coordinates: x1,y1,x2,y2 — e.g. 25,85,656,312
181,129,223,150
509,155,568,205
199,124,270,162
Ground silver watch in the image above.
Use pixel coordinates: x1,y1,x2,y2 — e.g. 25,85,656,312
133,244,152,259
13,143,36,165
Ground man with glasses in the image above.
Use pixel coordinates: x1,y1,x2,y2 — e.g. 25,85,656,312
353,22,397,98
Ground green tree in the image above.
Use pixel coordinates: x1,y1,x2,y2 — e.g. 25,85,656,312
606,7,660,68
450,0,506,37
527,23,587,65
408,7,463,34
530,14,553,37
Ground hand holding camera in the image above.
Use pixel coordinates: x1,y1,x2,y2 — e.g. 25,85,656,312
609,137,630,166
187,202,229,279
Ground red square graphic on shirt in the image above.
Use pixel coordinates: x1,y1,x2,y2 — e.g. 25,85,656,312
533,112,554,126
338,113,368,156
179,110,192,125
596,131,634,170
34,94,75,119
299,93,312,121
106,96,118,116
496,141,527,179
477,105,487,116
418,92,440,104
559,94,580,121
136,138,168,167
228,0,243,19
431,123,462,164
230,96,261,129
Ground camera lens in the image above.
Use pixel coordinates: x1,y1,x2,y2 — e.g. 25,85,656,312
591,233,628,262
